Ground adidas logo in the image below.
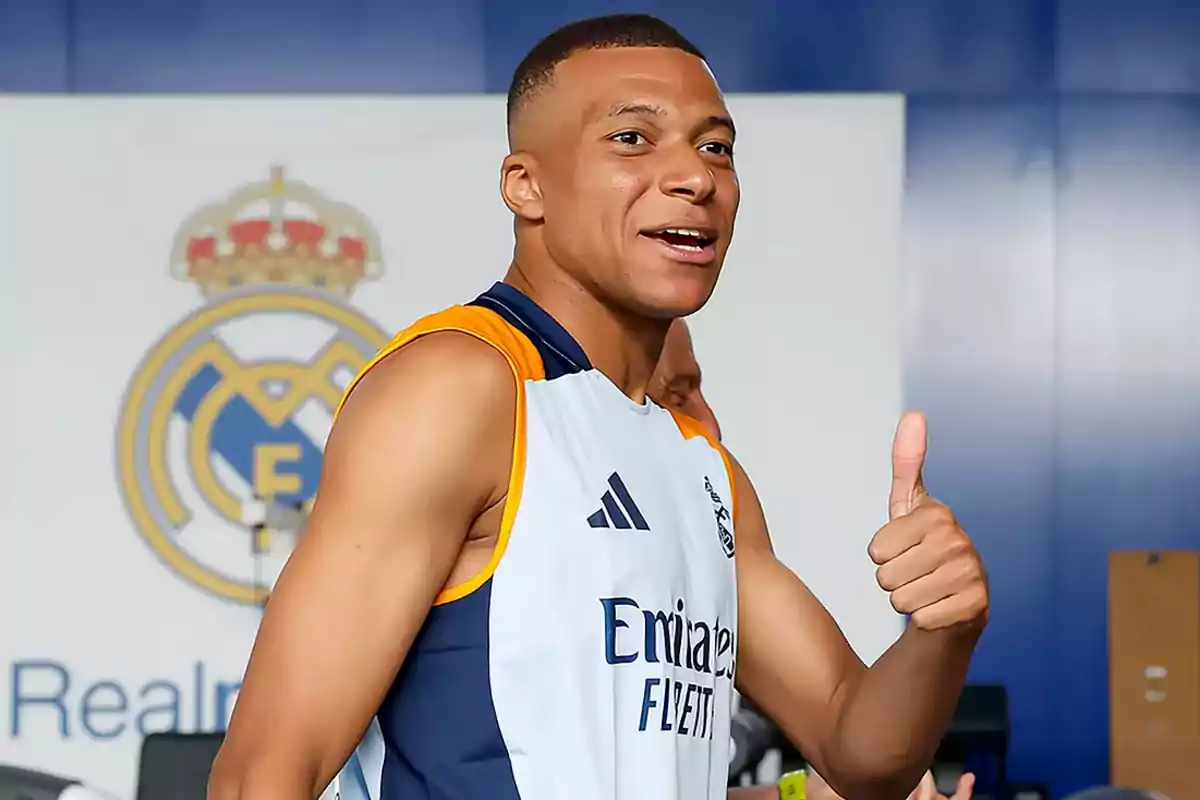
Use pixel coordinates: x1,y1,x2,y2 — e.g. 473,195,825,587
587,472,650,531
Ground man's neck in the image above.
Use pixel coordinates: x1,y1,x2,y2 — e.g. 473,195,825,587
503,262,669,403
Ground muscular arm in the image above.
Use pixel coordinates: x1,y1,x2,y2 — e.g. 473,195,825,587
731,455,977,800
208,333,516,799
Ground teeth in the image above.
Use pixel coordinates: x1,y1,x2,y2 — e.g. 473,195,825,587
663,228,704,239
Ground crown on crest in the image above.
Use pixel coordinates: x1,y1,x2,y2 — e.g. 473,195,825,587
170,166,384,299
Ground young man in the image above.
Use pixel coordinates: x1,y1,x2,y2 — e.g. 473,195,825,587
209,14,988,800
649,320,977,800
647,318,721,441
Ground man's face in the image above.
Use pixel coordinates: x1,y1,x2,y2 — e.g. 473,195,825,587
530,47,740,318
649,320,721,440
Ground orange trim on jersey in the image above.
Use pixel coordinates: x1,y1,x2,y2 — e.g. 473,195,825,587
667,409,739,528
335,304,545,606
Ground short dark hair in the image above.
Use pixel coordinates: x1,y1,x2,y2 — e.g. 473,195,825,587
506,14,705,132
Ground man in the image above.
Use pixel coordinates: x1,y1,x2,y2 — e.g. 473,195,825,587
648,318,721,441
648,320,976,800
209,14,988,800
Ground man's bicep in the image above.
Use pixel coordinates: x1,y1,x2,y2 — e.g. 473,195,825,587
730,454,865,776
218,333,516,790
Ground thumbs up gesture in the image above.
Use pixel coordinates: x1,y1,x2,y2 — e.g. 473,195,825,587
868,412,989,631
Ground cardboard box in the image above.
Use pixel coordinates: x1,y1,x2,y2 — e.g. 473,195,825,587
1109,550,1200,799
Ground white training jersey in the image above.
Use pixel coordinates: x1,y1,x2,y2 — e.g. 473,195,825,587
330,282,739,800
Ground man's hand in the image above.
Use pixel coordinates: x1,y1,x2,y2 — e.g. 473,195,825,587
729,411,986,798
909,770,976,800
869,412,988,632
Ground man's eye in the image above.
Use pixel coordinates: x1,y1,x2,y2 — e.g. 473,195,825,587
612,132,647,147
701,141,734,158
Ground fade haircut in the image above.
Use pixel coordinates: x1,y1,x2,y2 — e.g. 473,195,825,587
506,14,706,137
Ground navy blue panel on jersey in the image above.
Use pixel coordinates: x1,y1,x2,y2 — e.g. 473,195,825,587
369,283,595,799
378,581,520,800
471,282,591,379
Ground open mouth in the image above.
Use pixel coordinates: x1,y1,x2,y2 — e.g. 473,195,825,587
641,227,717,252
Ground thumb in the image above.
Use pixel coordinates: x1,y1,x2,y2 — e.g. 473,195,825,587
889,410,928,519
909,771,937,800
951,773,975,800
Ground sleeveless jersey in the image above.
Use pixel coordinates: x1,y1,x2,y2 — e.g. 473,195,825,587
331,283,739,800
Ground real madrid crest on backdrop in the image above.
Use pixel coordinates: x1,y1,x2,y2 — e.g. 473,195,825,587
116,167,390,605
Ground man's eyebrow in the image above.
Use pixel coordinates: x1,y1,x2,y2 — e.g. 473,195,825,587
604,103,736,140
704,115,736,140
607,102,668,119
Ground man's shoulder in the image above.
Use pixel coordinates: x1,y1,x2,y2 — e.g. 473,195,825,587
340,330,517,428
322,328,517,511
336,300,544,421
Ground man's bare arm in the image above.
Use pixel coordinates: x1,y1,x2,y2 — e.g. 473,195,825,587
732,448,984,800
729,454,869,793
207,333,516,799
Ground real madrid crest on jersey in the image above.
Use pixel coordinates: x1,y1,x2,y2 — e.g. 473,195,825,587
116,167,390,605
705,476,735,558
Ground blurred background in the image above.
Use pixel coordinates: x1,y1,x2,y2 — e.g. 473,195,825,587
1,1,1198,799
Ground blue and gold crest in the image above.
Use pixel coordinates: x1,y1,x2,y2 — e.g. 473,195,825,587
116,167,389,604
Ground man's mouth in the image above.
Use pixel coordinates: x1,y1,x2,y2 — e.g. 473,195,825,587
641,227,717,250
639,227,718,263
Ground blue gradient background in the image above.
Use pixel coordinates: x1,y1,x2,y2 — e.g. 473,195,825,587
3,0,1199,795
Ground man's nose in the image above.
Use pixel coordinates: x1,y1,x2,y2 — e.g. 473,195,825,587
659,147,717,204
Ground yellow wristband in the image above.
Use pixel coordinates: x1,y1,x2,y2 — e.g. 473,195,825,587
777,769,806,799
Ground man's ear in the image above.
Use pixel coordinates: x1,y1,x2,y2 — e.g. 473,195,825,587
500,152,545,222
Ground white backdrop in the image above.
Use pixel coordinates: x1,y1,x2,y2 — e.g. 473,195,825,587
0,95,905,796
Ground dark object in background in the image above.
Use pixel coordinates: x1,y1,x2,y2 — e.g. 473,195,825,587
137,732,225,800
1008,780,1050,799
729,706,782,779
936,684,1010,792
0,766,81,800
734,685,1011,795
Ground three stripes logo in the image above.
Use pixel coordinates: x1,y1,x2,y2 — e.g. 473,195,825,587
587,472,651,531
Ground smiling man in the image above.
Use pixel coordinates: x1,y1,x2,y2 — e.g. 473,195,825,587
209,14,988,800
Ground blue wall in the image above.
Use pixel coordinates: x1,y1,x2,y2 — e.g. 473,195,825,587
3,1,1199,796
